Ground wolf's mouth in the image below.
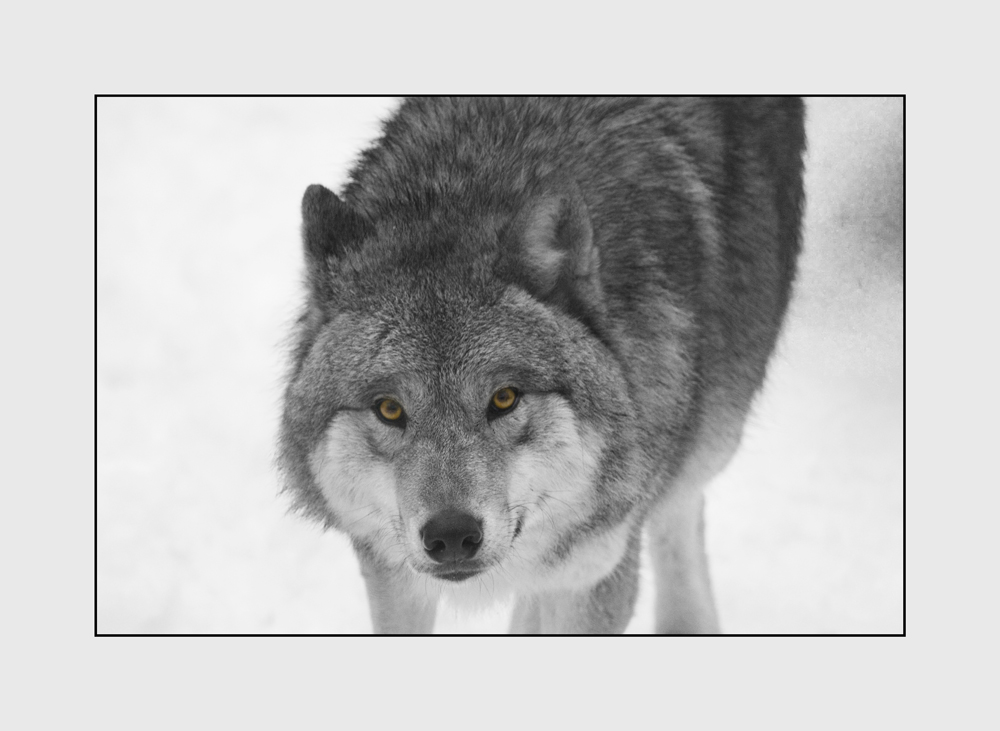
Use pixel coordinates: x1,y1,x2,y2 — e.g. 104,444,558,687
512,514,525,541
433,569,483,582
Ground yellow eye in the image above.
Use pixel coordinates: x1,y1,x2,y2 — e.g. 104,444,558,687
491,387,518,411
377,398,404,423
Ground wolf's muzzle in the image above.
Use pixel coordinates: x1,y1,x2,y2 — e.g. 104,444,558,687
420,510,483,565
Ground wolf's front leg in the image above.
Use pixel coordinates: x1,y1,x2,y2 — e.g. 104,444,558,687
358,557,437,634
647,488,720,634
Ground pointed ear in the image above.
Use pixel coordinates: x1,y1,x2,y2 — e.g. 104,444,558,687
511,176,607,331
301,184,372,263
301,184,372,297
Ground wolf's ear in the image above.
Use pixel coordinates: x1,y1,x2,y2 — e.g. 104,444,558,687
512,176,607,332
301,184,372,261
301,184,372,297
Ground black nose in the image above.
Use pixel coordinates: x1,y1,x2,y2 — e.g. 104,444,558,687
420,511,483,563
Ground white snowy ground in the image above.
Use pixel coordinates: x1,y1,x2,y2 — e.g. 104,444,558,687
96,97,903,634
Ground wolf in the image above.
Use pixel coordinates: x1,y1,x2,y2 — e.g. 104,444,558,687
279,97,805,634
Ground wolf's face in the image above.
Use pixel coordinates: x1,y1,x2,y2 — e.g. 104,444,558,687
280,183,643,595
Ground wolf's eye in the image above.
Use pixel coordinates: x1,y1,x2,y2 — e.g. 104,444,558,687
488,387,519,419
375,398,406,426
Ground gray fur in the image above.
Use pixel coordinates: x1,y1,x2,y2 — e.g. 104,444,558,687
279,97,805,634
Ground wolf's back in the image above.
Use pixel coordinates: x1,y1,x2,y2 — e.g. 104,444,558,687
297,95,806,497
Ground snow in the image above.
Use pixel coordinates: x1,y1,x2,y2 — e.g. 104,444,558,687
96,97,903,634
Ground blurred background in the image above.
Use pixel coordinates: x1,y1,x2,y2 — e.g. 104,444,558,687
96,97,903,634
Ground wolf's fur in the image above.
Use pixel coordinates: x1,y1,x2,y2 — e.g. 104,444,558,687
279,97,806,634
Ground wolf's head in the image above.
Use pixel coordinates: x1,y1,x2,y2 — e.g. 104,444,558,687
279,180,643,594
